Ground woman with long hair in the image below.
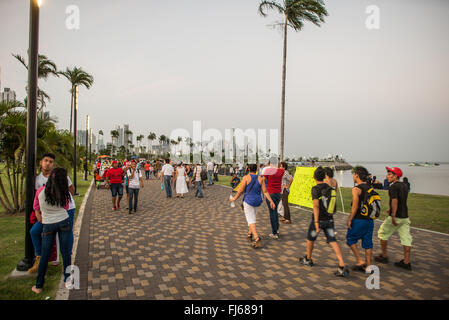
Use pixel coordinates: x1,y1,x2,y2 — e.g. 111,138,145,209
31,167,73,294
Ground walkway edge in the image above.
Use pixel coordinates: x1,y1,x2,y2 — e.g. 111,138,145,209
215,183,449,237
55,179,94,300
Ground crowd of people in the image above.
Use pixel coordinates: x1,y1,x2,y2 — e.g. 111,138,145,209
27,152,412,293
230,158,412,278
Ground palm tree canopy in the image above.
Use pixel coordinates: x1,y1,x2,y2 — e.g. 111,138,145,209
12,53,59,80
60,66,94,91
259,0,328,31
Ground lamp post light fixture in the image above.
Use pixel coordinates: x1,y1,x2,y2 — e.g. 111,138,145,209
16,0,41,272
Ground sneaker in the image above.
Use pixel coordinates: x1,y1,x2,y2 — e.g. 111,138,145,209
394,260,412,271
335,266,350,277
374,254,389,264
129,211,133,215
113,207,117,211
300,255,314,267
268,234,278,239
351,264,367,272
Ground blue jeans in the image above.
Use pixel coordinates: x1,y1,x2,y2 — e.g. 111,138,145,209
128,188,140,211
207,170,214,185
195,181,203,197
266,193,282,235
164,176,172,198
36,218,72,289
30,209,75,256
145,171,150,179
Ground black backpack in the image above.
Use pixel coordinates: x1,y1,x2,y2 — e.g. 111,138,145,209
200,169,208,181
360,186,381,219
319,185,337,215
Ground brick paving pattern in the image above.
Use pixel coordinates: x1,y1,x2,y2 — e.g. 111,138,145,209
69,179,449,300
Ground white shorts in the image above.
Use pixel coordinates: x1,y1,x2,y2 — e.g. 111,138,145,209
243,202,257,226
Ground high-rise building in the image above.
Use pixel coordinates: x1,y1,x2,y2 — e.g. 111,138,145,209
1,88,16,103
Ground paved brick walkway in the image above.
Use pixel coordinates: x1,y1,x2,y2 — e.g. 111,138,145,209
69,178,449,300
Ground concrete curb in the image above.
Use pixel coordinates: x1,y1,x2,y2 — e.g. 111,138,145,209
215,182,449,237
55,179,94,300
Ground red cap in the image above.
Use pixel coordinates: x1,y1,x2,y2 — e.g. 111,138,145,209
386,167,402,178
112,160,118,165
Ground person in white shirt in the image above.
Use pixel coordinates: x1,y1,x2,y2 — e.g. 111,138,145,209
28,153,76,274
206,161,214,185
127,161,144,214
161,159,174,198
193,164,204,198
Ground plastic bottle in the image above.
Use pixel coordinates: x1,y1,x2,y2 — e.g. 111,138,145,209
230,194,235,208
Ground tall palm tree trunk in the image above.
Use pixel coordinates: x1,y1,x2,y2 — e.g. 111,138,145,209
69,87,74,135
280,14,288,161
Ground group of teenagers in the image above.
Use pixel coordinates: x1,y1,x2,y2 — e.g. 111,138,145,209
230,157,413,277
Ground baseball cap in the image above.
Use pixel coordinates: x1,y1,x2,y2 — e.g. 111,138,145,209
112,160,118,165
386,166,403,178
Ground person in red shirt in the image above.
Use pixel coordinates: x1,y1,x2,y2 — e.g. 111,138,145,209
106,160,125,211
144,162,151,180
262,157,285,239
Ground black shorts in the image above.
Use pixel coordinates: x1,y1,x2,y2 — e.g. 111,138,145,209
110,183,123,198
307,219,337,243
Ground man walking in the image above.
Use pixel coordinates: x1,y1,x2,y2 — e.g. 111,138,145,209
161,159,174,198
207,160,214,185
375,167,413,270
106,160,125,211
193,163,204,198
346,166,374,272
279,161,293,224
300,167,349,277
261,157,284,239
127,161,144,214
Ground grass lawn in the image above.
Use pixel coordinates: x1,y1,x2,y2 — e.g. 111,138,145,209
216,175,449,234
0,171,92,300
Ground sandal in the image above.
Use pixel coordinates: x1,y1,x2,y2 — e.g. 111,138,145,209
351,264,367,272
252,237,261,249
247,233,253,242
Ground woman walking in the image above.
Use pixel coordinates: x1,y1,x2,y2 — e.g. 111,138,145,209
175,163,189,198
31,168,73,294
230,164,275,248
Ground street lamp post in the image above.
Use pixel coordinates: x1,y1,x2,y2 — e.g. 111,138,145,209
17,0,40,272
73,85,79,195
84,115,89,181
89,128,92,171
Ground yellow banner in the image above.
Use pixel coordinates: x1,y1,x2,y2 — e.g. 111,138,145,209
288,166,316,208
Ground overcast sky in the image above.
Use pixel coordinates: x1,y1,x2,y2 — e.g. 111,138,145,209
1,0,448,162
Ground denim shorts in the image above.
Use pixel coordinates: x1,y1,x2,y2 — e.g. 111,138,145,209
346,219,374,249
110,183,123,197
307,220,337,243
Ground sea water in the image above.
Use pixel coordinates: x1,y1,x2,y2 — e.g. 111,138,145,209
334,162,449,196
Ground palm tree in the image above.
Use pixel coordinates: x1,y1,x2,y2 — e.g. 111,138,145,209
147,132,156,154
59,67,94,135
13,53,59,112
136,134,144,150
159,135,167,156
110,130,119,155
258,0,328,160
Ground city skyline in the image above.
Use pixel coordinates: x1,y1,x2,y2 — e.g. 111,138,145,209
1,0,448,162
